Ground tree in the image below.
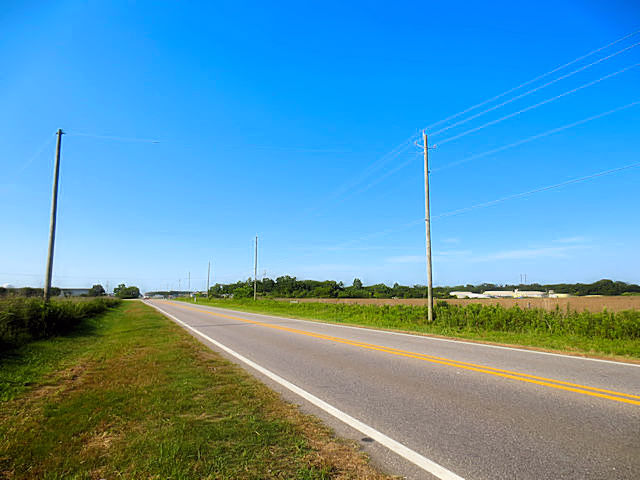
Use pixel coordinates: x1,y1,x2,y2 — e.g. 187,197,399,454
114,283,141,299
352,278,363,289
88,284,106,297
232,284,253,298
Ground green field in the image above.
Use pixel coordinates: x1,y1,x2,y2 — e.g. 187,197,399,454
181,298,640,360
0,301,388,479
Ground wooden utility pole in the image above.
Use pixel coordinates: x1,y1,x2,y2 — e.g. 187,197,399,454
253,235,258,301
207,261,211,297
44,129,64,302
422,131,434,322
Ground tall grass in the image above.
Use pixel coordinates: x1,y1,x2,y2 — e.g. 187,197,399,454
0,297,121,349
183,298,640,357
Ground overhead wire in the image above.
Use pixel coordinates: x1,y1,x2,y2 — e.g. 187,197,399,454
431,100,640,173
430,40,640,138
351,152,422,196
67,132,160,143
435,61,640,146
6,134,56,180
433,161,640,220
309,29,640,212
319,159,640,251
327,99,640,196
424,28,640,131
319,30,640,209
306,135,417,213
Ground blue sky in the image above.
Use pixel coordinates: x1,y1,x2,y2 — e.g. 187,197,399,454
1,1,639,292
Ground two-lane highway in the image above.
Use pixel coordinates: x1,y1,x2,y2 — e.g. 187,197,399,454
146,300,640,480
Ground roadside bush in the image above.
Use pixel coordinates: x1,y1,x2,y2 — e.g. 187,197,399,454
0,297,121,350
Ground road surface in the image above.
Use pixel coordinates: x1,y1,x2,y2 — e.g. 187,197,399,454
145,300,640,480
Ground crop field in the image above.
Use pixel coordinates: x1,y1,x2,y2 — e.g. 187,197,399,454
283,295,640,313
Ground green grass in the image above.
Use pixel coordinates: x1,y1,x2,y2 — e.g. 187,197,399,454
182,298,640,360
0,302,388,479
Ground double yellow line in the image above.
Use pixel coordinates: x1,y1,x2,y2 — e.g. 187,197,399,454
166,301,640,406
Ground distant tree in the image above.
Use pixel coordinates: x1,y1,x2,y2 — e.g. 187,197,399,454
352,278,363,289
262,277,276,294
114,283,140,299
232,284,253,298
88,284,106,297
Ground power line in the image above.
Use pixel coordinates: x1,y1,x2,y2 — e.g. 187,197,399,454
433,161,640,220
436,62,640,146
305,34,640,211
432,100,640,173
314,158,640,249
326,100,640,197
350,152,421,196
306,135,417,213
430,40,640,138
424,28,640,131
6,134,55,180
67,132,160,143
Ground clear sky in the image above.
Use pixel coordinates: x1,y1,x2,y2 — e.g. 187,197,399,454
1,1,639,293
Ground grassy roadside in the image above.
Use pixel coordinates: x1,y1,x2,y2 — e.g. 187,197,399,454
180,298,640,361
0,301,390,479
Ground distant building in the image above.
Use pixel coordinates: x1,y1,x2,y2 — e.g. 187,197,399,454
483,290,517,298
548,290,571,298
483,289,547,298
59,288,91,297
513,290,546,298
450,291,490,299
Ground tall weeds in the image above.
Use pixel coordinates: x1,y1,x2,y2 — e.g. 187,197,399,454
0,297,121,349
193,298,640,341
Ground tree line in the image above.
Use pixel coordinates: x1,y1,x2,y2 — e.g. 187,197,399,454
0,283,141,299
143,277,640,299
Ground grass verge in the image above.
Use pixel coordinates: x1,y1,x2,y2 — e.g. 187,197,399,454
180,298,640,361
0,301,390,479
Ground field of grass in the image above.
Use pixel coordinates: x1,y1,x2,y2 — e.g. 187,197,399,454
183,298,640,360
0,301,388,479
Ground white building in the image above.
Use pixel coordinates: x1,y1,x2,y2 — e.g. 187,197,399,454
514,290,546,298
483,290,517,298
450,291,490,299
483,289,547,298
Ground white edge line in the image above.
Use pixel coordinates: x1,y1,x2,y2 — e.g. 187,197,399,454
146,301,465,480
171,301,640,368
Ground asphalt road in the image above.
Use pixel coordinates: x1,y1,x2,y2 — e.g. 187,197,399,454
146,300,640,480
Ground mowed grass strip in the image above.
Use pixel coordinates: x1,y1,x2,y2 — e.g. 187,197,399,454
0,301,391,480
181,298,640,361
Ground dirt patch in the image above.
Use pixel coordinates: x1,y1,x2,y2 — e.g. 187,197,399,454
283,296,640,313
82,429,117,453
29,363,89,400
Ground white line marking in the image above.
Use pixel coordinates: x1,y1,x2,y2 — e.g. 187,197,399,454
146,301,465,480
170,301,640,368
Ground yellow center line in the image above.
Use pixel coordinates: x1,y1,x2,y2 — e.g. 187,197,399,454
165,301,640,406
